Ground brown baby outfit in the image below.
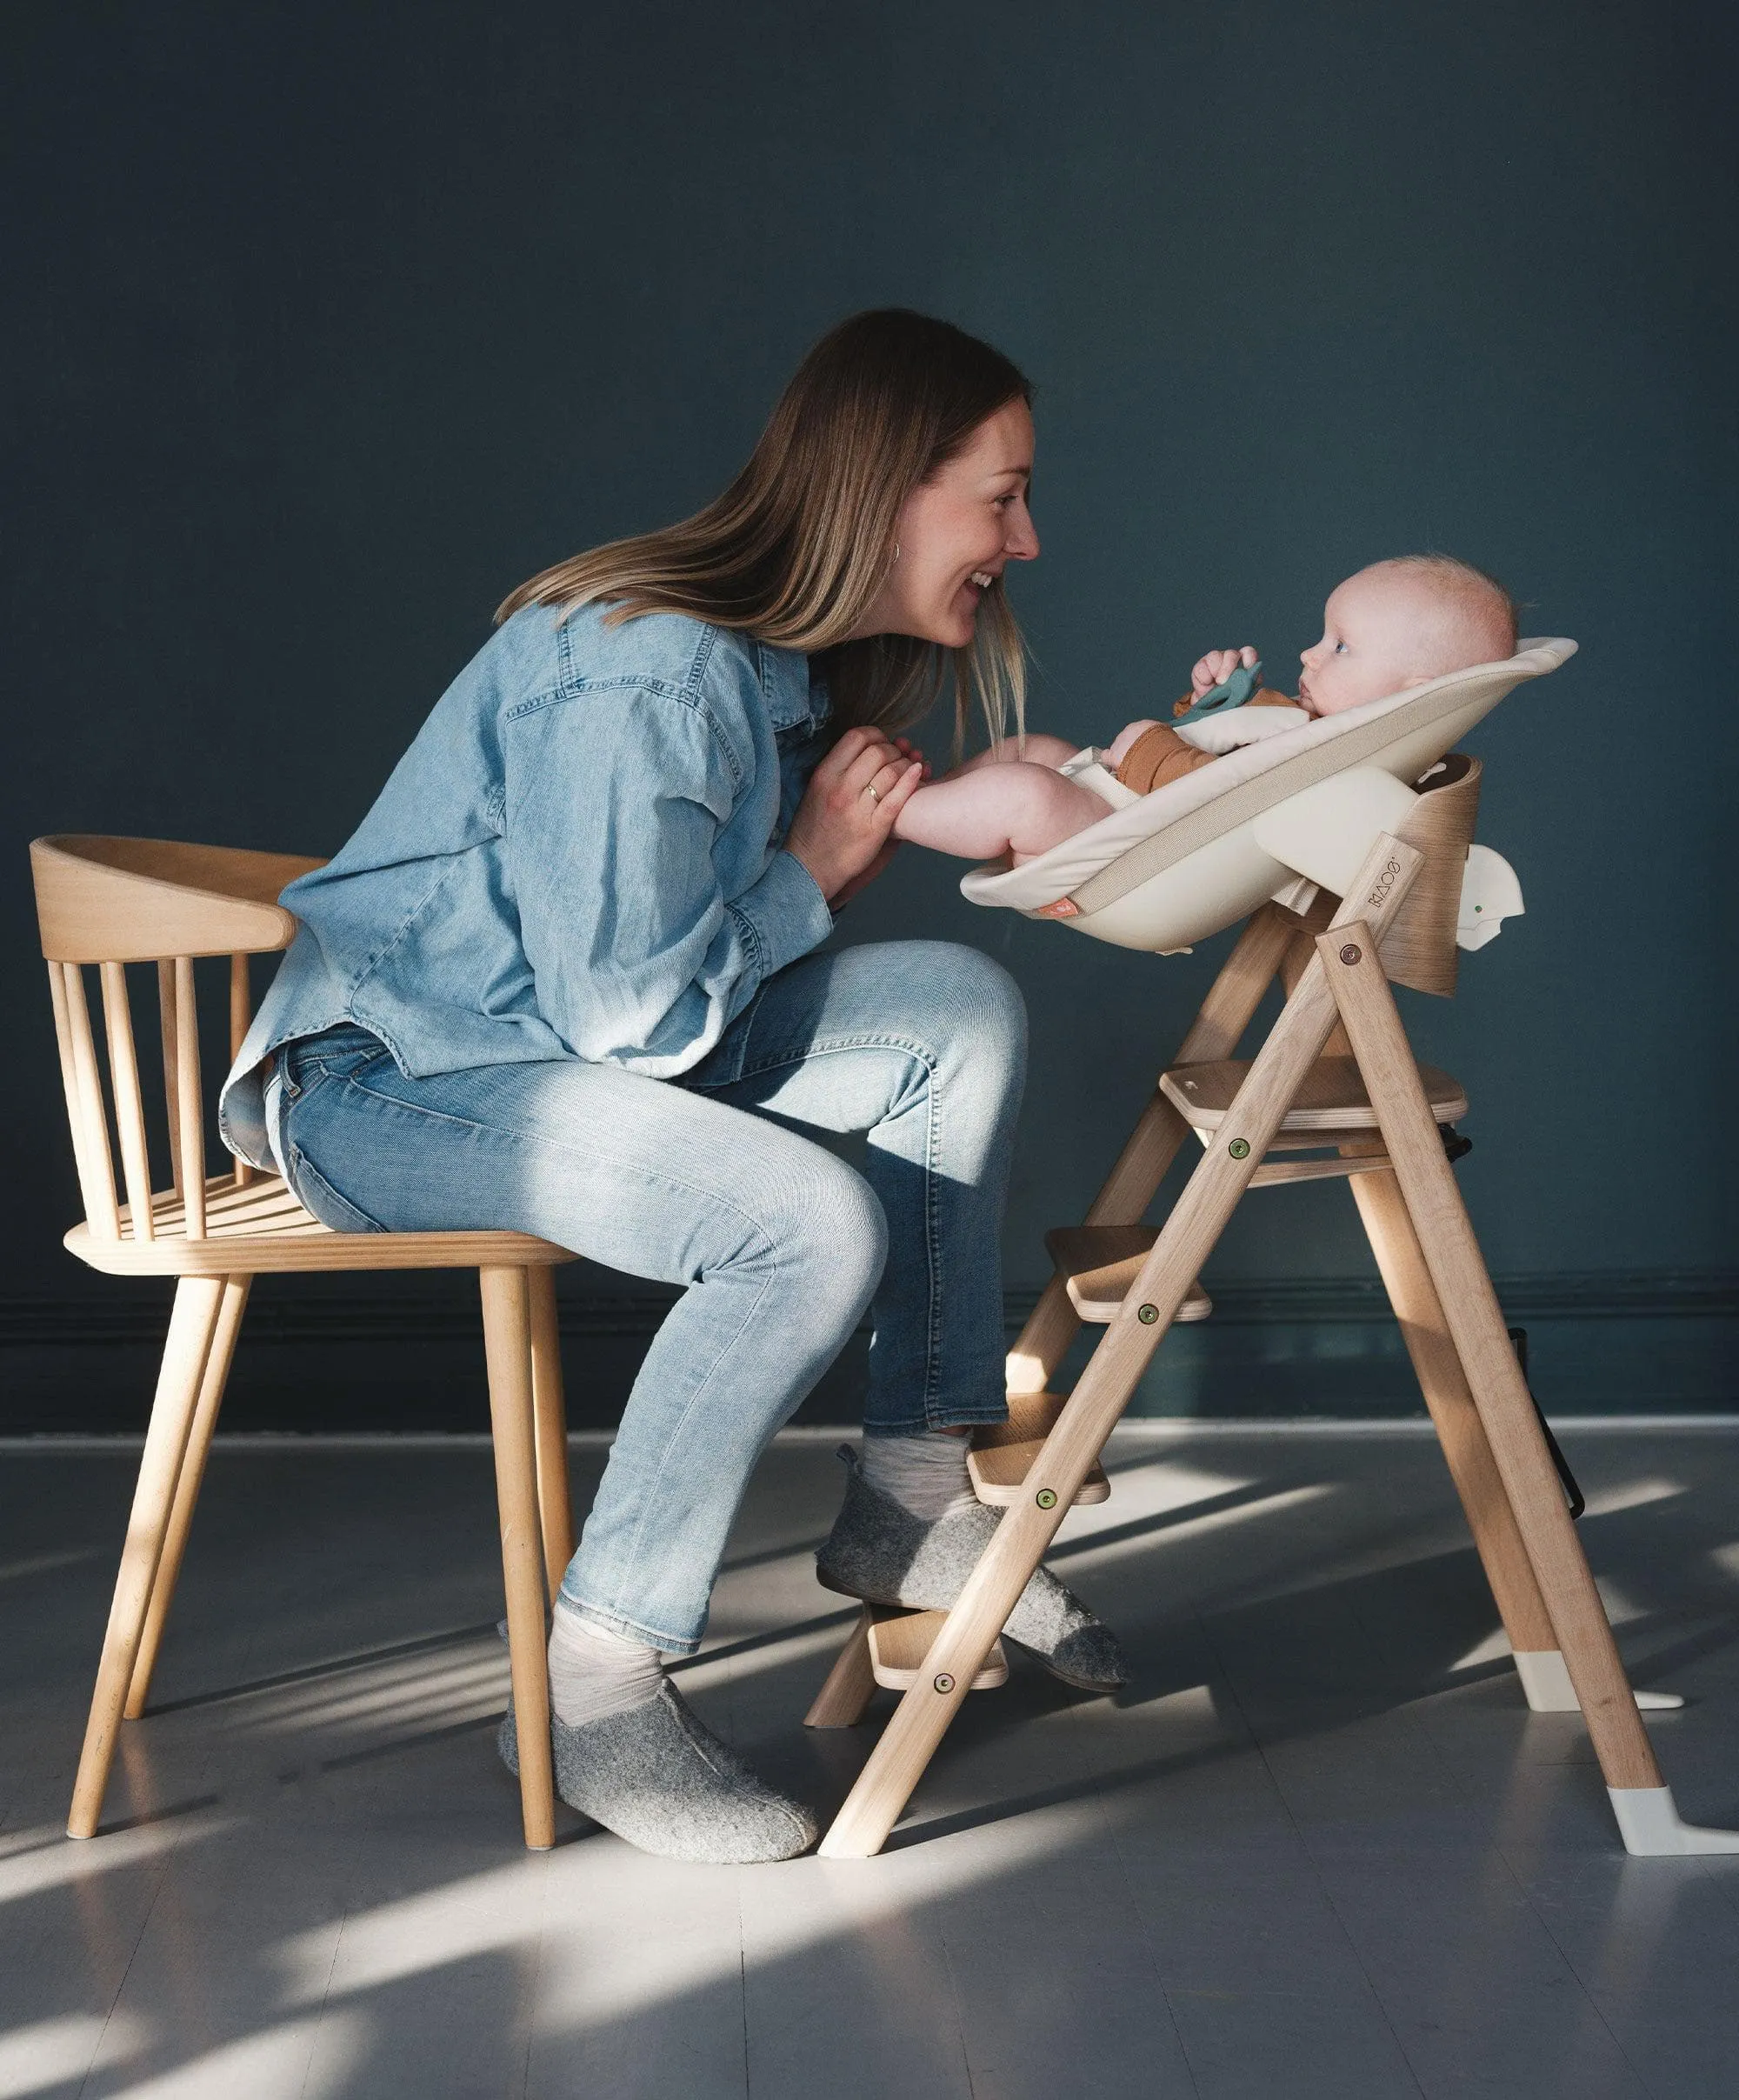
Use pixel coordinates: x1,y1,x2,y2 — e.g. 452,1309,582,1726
1113,690,1299,796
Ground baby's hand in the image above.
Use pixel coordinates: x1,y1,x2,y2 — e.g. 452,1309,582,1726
1104,718,1160,767
1190,644,1259,697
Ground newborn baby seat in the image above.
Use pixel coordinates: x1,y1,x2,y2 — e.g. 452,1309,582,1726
811,636,1739,1863
960,639,1573,953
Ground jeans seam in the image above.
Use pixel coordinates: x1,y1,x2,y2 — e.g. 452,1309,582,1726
329,1069,796,1250
693,1030,943,1089
700,1033,951,1433
603,1244,782,1637
922,1043,944,1426
285,1142,390,1234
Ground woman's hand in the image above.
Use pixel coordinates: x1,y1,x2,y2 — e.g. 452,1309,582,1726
1190,644,1259,697
783,727,925,906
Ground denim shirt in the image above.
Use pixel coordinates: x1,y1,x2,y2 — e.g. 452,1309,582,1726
220,603,836,1170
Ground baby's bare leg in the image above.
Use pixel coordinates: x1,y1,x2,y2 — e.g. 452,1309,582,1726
952,731,1083,775
893,761,1110,863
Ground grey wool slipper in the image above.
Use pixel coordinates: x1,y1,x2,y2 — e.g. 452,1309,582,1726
499,1681,817,1863
815,1445,1128,1691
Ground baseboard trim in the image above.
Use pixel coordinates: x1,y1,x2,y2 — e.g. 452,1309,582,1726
3,1269,1731,1345
2,1270,1732,1432
8,1416,1738,1451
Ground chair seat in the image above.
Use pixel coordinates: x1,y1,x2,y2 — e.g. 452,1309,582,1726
65,1173,573,1276
1161,1054,1467,1132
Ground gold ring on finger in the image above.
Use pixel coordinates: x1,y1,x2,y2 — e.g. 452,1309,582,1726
863,783,881,803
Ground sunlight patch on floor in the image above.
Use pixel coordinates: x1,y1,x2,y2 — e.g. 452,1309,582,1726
270,1805,1096,2025
0,2010,145,2097
1575,1476,1684,1519
0,1547,97,1583
103,2010,360,2100
258,1648,509,1737
1449,1627,1514,1673
1060,1483,1336,1571
0,1810,236,1909
1076,1460,1257,1516
1591,1576,1649,1626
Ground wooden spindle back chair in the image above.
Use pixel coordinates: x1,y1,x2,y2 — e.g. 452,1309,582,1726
30,834,576,1850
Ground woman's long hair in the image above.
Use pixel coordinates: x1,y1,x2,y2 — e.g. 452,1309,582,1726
495,310,1032,751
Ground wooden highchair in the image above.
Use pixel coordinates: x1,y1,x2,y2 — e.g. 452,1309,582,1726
30,835,576,1850
807,760,1738,1858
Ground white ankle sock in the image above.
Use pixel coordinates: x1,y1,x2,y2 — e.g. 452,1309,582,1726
547,1603,665,1730
859,1428,977,1523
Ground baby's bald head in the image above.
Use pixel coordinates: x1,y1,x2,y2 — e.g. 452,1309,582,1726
1297,556,1518,716
1361,555,1518,675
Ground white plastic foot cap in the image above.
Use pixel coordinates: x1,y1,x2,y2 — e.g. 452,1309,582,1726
1609,1786,1739,1855
1513,1650,1684,1713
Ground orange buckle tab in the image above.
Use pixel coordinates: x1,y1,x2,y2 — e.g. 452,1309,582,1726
1034,897,1081,919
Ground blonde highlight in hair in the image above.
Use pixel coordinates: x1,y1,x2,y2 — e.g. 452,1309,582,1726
495,310,1034,750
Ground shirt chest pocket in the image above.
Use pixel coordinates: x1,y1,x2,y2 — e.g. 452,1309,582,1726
773,723,825,840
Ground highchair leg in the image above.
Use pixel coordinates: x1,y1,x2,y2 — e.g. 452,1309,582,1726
1346,1163,1681,1715
804,1608,878,1729
1322,929,1738,1855
817,861,1405,1858
1006,904,1299,1395
1350,1156,1558,1658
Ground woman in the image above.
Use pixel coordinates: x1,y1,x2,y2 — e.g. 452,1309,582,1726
223,310,1124,1863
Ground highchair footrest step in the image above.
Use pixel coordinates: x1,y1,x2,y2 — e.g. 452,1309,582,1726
1045,1225,1216,1325
969,1390,1110,1507
1161,1054,1467,1132
866,1608,1008,1691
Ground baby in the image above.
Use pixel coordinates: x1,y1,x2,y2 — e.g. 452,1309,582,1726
894,555,1518,864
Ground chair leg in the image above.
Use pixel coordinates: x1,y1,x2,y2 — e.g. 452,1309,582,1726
1346,1167,1558,1658
527,1266,576,1598
1320,933,1664,1799
124,1276,251,1718
479,1265,556,1850
804,1609,878,1729
69,1277,225,1838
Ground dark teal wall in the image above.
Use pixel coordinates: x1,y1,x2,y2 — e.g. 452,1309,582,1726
4,2,1733,1420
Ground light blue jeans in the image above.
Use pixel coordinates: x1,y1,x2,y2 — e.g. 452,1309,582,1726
271,941,1026,1651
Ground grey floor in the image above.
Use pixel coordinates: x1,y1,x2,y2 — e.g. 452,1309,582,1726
4,1423,1739,2100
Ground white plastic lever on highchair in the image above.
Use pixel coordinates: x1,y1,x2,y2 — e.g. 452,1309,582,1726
1608,1787,1739,1856
1457,843,1523,950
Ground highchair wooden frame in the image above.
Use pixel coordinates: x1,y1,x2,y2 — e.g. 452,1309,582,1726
30,835,576,1852
809,758,1738,1860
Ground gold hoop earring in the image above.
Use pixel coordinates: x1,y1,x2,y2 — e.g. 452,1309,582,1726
893,543,901,563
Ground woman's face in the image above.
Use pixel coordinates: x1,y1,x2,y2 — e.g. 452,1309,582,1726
854,399,1039,647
